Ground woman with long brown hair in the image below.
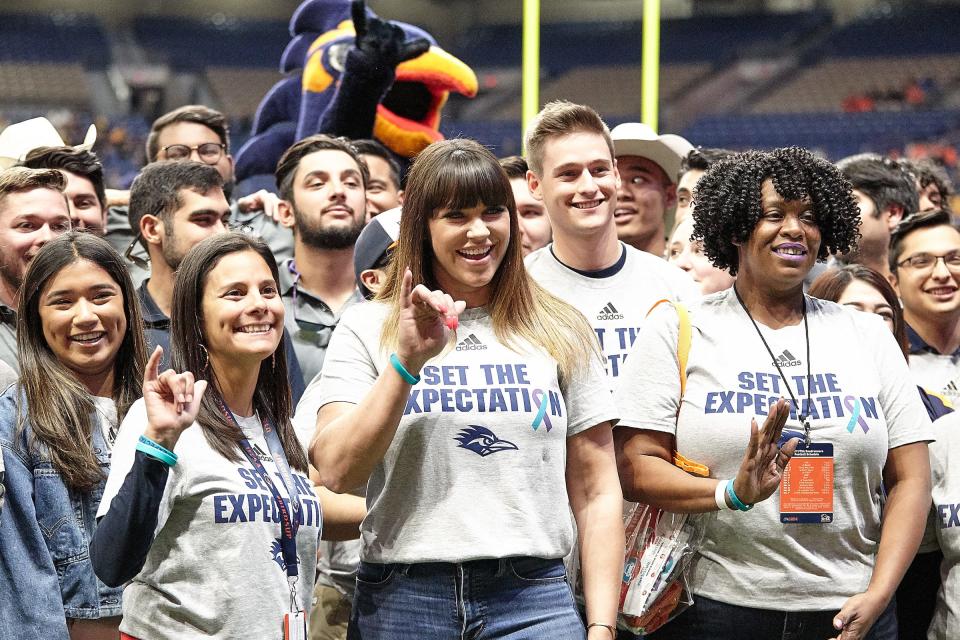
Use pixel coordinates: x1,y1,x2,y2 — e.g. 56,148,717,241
304,138,623,639
0,232,146,639
91,233,322,639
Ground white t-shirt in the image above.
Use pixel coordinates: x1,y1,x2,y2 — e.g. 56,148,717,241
910,351,960,407
92,396,117,450
614,289,933,610
525,243,699,380
311,302,617,564
98,400,322,640
929,412,960,640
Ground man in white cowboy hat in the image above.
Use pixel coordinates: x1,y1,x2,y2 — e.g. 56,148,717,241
610,122,694,257
0,117,97,171
0,117,106,237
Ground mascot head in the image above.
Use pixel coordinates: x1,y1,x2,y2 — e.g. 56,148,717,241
235,0,477,187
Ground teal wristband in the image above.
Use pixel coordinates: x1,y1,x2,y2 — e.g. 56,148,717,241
726,480,753,511
389,353,421,385
137,434,178,467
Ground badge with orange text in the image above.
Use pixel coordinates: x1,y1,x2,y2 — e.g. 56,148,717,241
283,611,306,640
780,443,834,524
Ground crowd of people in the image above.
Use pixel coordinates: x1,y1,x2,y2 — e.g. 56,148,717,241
0,96,957,640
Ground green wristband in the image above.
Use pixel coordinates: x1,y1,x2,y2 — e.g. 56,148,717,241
137,434,178,467
726,480,753,511
389,353,421,385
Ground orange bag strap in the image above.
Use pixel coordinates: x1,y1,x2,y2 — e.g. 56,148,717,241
646,299,709,478
646,299,691,396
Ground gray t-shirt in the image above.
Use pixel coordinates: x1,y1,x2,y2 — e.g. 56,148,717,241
525,243,698,380
614,289,933,610
98,400,322,640
312,302,617,564
929,412,960,639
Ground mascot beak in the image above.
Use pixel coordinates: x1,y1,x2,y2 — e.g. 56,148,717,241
374,45,479,158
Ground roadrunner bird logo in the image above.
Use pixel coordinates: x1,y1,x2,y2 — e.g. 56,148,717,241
454,425,518,457
270,538,286,571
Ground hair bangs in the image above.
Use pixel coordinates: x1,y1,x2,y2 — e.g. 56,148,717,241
428,148,514,216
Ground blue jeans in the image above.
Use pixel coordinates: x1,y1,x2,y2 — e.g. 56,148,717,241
647,594,898,640
348,557,586,639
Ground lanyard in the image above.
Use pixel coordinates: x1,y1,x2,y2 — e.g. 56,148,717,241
734,286,812,445
213,395,302,586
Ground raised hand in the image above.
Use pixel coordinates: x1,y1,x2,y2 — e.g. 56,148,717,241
236,189,282,222
351,0,430,69
732,398,799,505
142,346,208,450
395,268,465,375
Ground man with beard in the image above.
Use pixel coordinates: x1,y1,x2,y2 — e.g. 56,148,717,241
0,167,70,372
275,135,367,385
127,161,306,400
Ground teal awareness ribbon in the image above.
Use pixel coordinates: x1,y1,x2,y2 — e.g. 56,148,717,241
531,389,553,432
844,396,870,434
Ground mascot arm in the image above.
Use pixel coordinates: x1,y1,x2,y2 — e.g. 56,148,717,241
318,0,429,140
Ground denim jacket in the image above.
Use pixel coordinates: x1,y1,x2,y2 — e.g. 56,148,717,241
0,385,122,638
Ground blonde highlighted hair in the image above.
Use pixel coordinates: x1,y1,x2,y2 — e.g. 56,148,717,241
376,138,598,382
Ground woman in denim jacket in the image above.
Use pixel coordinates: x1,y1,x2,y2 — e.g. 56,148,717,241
0,232,146,639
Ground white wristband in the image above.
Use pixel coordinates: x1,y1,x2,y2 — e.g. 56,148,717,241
714,479,732,510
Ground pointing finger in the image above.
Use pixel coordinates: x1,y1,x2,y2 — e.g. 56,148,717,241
400,268,413,310
351,0,368,38
145,345,163,383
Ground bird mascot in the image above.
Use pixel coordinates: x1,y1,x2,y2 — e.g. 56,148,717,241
234,0,478,195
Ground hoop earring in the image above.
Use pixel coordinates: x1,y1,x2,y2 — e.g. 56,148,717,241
199,343,210,374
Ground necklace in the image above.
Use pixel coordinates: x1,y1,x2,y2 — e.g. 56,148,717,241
734,286,812,445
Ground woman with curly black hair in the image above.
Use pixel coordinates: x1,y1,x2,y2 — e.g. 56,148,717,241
614,147,933,640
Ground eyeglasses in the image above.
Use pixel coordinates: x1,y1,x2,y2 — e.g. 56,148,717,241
124,234,151,271
160,142,226,164
896,251,960,271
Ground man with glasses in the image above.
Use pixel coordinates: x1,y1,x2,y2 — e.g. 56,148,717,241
127,160,305,402
107,105,293,283
890,209,960,406
274,135,367,388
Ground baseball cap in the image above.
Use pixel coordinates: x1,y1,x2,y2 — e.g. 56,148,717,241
0,117,97,170
610,122,694,184
354,207,402,298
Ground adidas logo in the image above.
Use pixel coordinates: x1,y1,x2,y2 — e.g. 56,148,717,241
251,443,273,462
456,334,487,351
772,349,802,368
597,302,624,321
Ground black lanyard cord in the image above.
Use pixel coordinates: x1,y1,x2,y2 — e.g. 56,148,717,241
733,286,812,444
